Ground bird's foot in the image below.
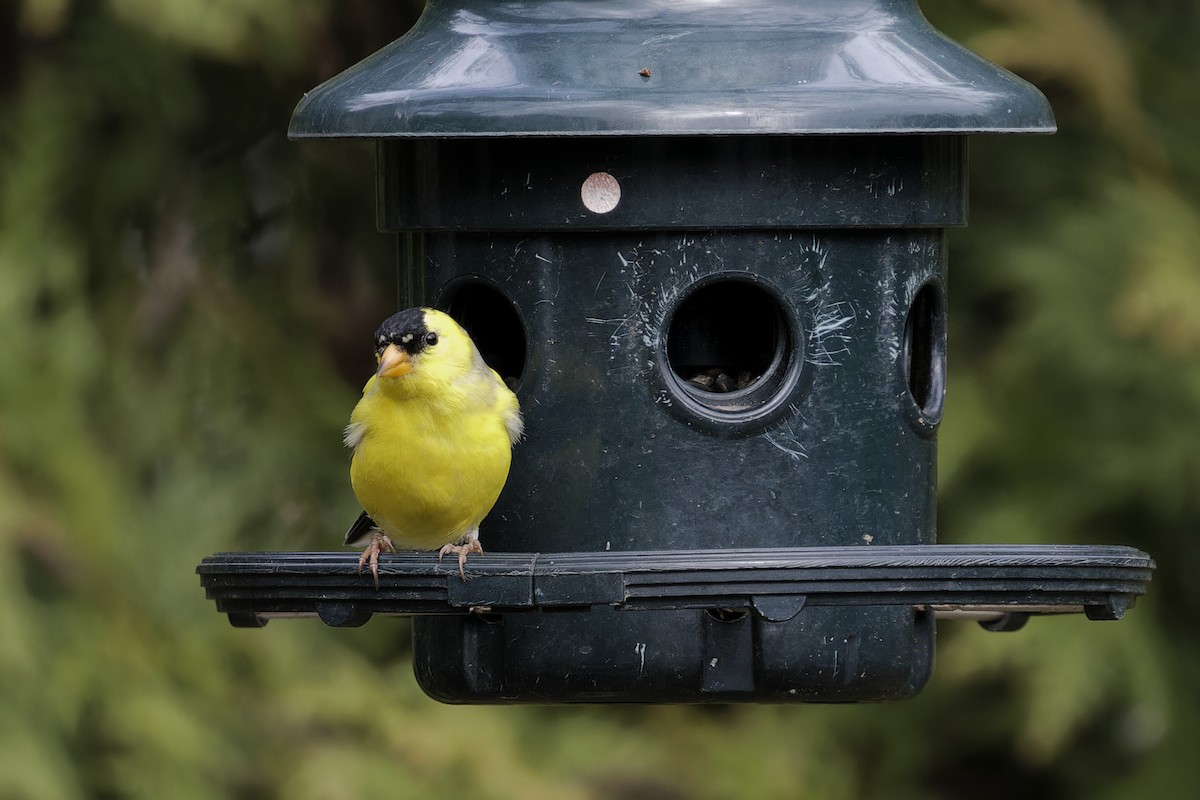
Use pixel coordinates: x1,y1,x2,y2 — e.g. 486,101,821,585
356,532,396,589
438,539,483,581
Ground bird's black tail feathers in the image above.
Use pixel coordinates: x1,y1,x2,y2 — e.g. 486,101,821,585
344,510,377,546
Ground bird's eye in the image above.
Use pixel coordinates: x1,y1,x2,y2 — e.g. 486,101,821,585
424,331,439,347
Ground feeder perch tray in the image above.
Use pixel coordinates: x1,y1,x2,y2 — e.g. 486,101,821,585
198,544,1153,631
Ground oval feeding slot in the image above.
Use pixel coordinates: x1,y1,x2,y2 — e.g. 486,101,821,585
902,279,946,425
440,279,527,389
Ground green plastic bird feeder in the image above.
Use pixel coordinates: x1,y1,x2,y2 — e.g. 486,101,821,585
198,0,1153,704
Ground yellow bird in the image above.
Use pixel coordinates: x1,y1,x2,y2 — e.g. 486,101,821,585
343,307,522,585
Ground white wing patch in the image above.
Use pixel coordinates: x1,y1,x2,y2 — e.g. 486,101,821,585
343,421,367,450
504,408,525,446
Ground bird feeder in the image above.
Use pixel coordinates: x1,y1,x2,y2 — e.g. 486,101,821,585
198,0,1154,703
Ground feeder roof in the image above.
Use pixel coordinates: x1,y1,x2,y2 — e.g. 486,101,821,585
289,0,1055,139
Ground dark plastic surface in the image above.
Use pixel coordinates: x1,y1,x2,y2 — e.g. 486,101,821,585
315,100,990,701
198,545,1154,623
395,134,954,565
288,0,1055,139
377,136,967,231
379,121,962,701
197,544,1153,702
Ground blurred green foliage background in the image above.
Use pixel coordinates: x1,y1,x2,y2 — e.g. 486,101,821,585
1,1,1196,797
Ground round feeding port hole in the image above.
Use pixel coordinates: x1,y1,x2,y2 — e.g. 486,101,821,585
661,277,802,428
902,279,946,426
438,279,527,389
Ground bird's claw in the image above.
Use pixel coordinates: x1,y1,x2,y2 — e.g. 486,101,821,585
438,539,483,581
356,532,395,589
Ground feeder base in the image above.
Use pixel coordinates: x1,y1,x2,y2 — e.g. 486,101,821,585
197,544,1152,703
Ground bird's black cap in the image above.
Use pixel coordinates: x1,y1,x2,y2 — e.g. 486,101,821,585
374,308,431,356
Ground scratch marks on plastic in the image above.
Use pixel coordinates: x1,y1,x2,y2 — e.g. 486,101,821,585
510,239,562,312
809,300,857,367
825,633,860,684
589,235,712,379
880,239,940,363
795,237,857,367
585,313,638,350
763,419,808,461
865,172,905,199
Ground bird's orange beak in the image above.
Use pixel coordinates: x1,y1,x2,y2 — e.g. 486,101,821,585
376,343,413,378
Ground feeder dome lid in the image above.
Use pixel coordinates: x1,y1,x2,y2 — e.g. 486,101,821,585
289,0,1055,139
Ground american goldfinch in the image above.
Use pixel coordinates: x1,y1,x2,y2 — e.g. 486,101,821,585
343,307,523,585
